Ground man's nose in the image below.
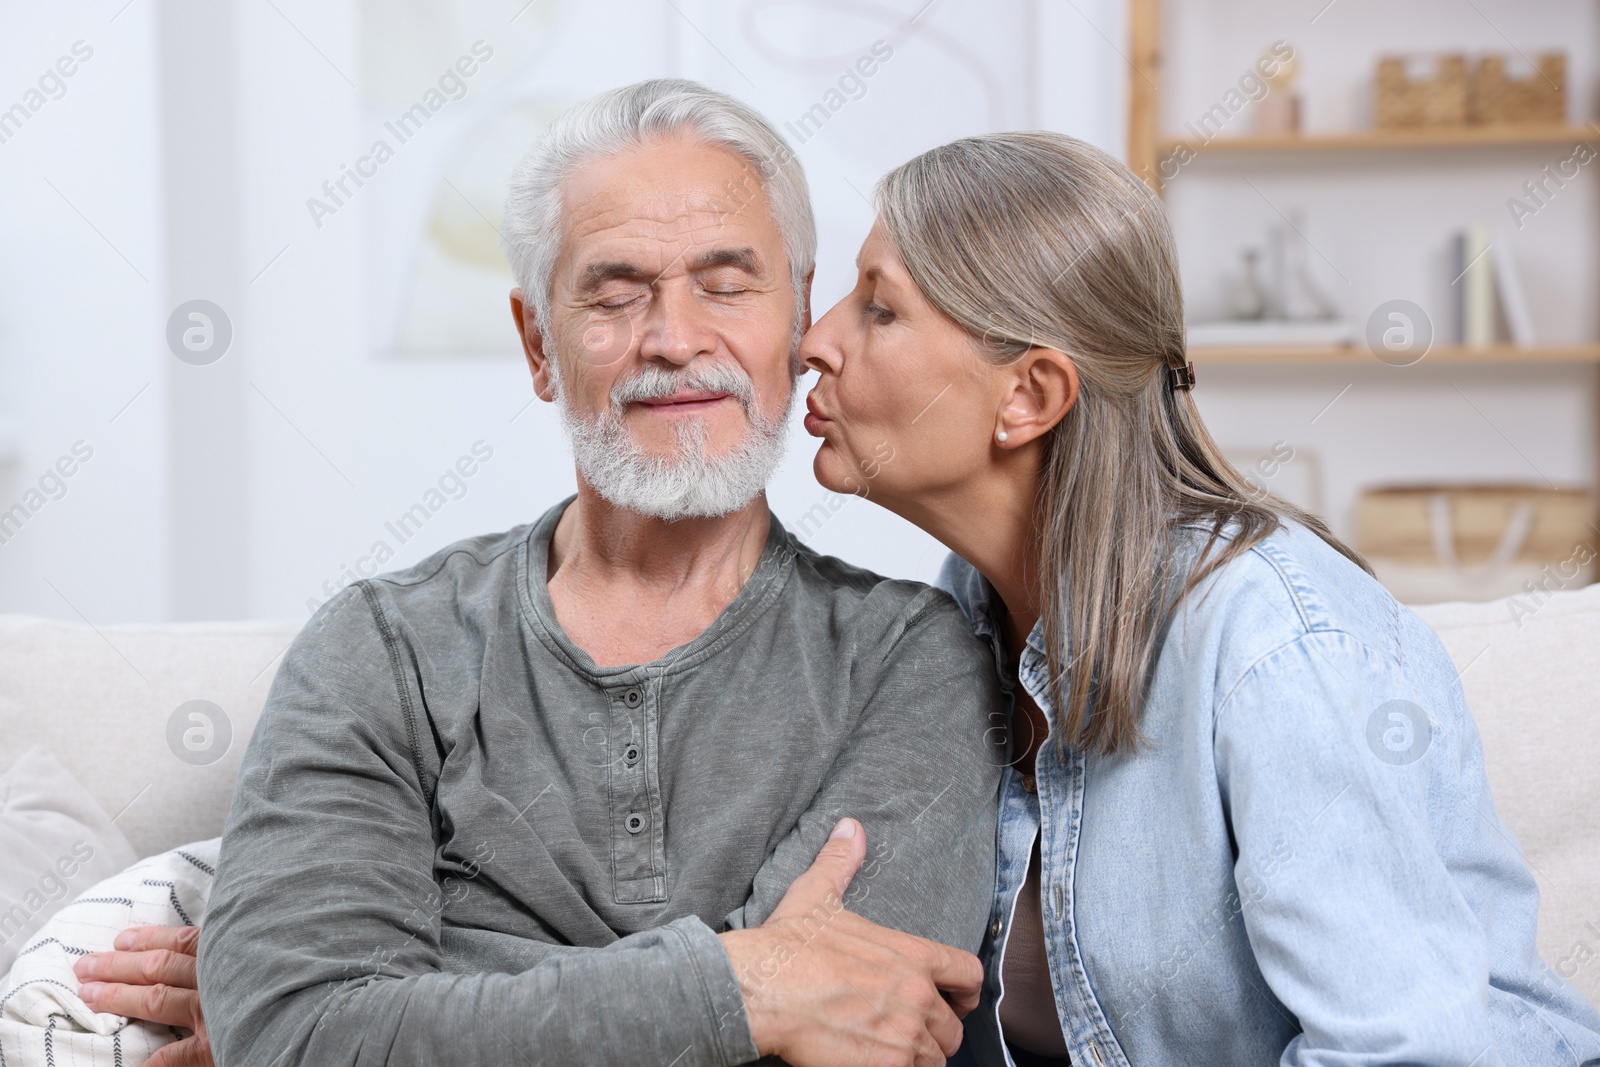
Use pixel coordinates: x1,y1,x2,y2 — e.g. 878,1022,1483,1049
637,282,717,366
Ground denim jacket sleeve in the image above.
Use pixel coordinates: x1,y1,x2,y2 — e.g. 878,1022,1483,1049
943,528,1600,1067
1213,625,1542,1065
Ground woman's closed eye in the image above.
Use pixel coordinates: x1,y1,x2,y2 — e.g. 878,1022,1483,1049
863,303,895,325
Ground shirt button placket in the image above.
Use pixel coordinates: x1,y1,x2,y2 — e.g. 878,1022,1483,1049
639,680,666,899
611,683,659,902
613,681,667,902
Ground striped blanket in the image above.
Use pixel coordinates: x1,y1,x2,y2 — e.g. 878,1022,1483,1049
0,839,219,1067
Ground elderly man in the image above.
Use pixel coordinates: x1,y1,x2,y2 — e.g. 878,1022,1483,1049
155,79,1000,1067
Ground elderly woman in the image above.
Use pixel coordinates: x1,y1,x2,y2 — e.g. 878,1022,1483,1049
796,131,1600,1066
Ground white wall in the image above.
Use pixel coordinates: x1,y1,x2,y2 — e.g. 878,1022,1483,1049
3,0,1588,623
0,2,170,624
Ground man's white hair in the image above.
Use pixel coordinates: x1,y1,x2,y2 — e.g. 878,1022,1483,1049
500,77,816,331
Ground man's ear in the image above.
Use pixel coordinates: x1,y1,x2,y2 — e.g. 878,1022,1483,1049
800,268,816,334
789,268,817,377
994,347,1079,448
510,288,557,402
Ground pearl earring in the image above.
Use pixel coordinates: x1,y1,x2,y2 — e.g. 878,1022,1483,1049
996,429,1009,443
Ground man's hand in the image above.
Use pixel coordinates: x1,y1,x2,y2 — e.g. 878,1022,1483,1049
74,925,213,1067
719,818,984,1067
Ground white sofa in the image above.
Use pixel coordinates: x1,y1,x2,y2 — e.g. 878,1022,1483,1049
1,586,1597,1007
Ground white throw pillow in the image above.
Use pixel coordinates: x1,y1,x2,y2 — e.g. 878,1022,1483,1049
0,838,219,1067
0,746,138,972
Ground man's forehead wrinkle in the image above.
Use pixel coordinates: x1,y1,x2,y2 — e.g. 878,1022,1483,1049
563,207,766,271
566,182,756,233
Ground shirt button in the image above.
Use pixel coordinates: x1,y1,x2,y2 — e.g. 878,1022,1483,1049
989,917,1002,938
625,812,645,834
622,687,643,708
623,743,641,766
1022,775,1037,793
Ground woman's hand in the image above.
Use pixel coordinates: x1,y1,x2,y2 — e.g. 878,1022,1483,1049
719,818,984,1067
74,925,213,1067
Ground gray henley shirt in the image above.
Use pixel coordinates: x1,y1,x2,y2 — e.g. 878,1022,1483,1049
198,497,1003,1067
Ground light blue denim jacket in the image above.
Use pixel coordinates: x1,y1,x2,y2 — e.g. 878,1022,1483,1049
940,519,1600,1067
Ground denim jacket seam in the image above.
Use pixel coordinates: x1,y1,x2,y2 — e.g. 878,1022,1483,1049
1044,752,1127,1064
1239,539,1408,677
1508,993,1584,1065
1212,628,1364,731
1243,539,1322,633
1390,594,1406,673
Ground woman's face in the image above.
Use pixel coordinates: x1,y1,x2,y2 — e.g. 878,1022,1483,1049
799,224,1005,510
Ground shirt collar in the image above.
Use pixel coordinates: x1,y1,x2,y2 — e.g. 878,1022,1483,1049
945,555,1052,697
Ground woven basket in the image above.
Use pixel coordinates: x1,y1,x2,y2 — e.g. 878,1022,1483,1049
1360,484,1591,564
1359,484,1595,604
1376,54,1468,128
1471,53,1566,125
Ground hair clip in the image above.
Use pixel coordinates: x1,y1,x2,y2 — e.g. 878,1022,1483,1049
1169,361,1196,391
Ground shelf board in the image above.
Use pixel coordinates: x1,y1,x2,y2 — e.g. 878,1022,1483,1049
1191,343,1600,366
1159,124,1597,157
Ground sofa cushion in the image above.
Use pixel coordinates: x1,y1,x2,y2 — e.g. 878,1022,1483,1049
0,616,302,859
0,591,1594,1007
0,747,138,972
1413,581,1600,1008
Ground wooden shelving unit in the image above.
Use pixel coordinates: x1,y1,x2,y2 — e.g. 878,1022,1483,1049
1127,0,1599,558
1127,0,1597,370
1159,123,1598,157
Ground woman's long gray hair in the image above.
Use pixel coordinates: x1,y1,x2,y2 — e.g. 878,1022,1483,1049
876,131,1369,755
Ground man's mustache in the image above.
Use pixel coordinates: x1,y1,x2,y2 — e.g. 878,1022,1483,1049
609,362,756,414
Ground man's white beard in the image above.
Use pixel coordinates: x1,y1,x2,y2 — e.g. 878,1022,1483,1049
553,357,796,522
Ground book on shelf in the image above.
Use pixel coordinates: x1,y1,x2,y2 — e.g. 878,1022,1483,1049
1451,223,1536,347
1464,224,1495,346
1492,230,1536,346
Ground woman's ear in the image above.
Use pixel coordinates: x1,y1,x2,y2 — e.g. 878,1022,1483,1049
995,348,1079,448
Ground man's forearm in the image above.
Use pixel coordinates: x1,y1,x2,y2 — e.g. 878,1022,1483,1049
206,916,756,1067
